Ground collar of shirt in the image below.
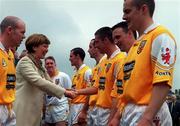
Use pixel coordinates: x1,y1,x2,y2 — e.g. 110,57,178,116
74,64,86,72
109,46,121,59
99,54,107,64
137,23,160,41
144,23,160,34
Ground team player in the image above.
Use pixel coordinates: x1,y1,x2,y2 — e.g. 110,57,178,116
69,47,92,126
0,16,26,125
109,21,136,124
77,27,126,125
78,39,105,125
112,21,136,53
44,56,72,126
110,0,177,126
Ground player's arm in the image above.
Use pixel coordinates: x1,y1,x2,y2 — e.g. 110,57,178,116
77,68,98,95
137,83,170,126
78,96,90,123
77,86,97,95
108,80,119,124
108,61,124,123
108,97,118,124
137,33,177,126
108,96,125,126
108,109,122,126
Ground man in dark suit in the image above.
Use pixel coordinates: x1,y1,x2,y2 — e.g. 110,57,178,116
167,92,180,126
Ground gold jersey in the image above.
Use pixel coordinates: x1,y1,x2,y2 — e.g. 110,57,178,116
94,51,126,108
89,56,106,107
119,25,176,108
71,65,91,104
0,49,16,104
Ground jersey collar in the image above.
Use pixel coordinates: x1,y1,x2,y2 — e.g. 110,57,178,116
109,46,121,59
144,23,160,34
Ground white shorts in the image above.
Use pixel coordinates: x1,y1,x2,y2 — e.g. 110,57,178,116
45,103,69,123
120,102,172,126
0,105,16,126
68,103,84,125
87,107,97,126
93,106,111,126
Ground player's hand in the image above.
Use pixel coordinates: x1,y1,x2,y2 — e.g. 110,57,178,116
137,117,152,126
78,110,87,124
108,117,120,126
64,89,77,99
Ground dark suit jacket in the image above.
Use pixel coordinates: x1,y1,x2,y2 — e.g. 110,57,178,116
168,100,180,126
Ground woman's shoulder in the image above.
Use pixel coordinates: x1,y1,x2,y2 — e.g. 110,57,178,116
16,56,34,68
19,56,33,63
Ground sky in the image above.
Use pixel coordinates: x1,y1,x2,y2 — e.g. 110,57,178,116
0,0,180,90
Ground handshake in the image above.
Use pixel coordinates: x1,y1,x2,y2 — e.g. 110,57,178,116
64,89,79,99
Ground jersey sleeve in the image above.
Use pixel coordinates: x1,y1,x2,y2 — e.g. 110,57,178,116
151,33,177,87
111,59,125,98
63,73,72,89
84,68,92,86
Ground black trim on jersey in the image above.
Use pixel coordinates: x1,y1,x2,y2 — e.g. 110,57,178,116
123,61,135,73
7,74,16,82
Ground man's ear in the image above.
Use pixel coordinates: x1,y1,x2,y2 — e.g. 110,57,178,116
33,46,37,52
141,4,149,16
6,26,13,35
76,54,80,59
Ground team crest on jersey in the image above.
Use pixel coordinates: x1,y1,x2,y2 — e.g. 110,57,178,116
2,58,7,67
161,47,171,65
106,63,112,73
137,40,146,54
55,79,60,85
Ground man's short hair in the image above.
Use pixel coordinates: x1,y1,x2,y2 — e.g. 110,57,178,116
112,21,129,33
45,56,56,63
112,21,137,39
95,27,113,43
0,16,21,33
131,0,155,17
71,47,85,61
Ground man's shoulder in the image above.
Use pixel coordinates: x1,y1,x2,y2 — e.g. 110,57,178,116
58,71,70,78
151,25,173,37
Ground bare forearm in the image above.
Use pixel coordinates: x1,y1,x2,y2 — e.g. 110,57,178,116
108,109,121,126
108,98,118,123
82,96,90,112
142,83,170,121
77,87,98,95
